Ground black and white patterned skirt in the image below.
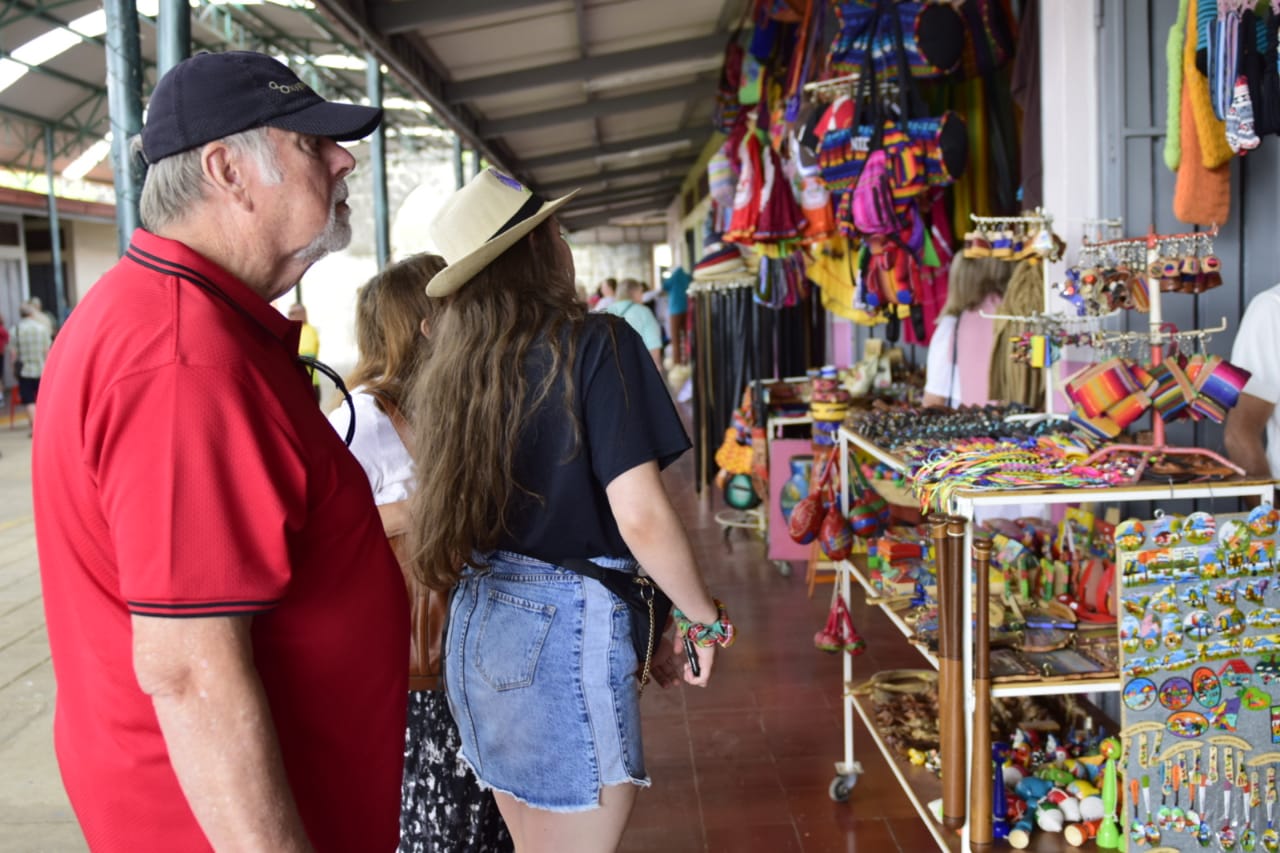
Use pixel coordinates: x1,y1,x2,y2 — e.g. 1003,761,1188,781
399,690,512,853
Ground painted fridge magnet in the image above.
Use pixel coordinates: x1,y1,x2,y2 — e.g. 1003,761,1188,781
1248,503,1279,537
1124,677,1158,711
1158,677,1193,711
1184,511,1217,546
1116,518,1146,551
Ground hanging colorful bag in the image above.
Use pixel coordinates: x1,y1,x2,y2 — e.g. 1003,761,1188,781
847,462,890,538
827,0,964,81
851,149,900,236
788,456,832,545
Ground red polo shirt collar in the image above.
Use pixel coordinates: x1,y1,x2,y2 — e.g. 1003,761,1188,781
125,228,300,351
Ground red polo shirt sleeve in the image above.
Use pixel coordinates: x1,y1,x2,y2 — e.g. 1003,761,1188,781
87,363,306,616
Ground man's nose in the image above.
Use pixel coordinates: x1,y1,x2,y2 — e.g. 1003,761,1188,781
329,139,356,179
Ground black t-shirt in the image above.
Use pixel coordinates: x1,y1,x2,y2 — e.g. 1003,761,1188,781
496,313,690,562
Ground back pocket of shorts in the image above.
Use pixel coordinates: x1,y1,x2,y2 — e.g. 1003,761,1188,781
475,590,556,691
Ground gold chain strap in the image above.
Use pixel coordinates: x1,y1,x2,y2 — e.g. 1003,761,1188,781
637,577,656,695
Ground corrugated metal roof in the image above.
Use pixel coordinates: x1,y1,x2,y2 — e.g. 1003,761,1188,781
0,0,742,232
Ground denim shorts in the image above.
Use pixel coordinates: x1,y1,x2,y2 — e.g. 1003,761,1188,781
444,551,650,812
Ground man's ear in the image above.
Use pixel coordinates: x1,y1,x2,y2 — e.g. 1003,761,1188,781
200,141,251,207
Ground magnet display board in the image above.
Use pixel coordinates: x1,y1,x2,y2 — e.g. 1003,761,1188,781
1118,505,1280,850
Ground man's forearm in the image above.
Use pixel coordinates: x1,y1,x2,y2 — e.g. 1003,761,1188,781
151,673,312,851
135,616,313,852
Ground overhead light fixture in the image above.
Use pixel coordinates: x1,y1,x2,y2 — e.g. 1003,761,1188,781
391,126,451,139
583,55,723,93
594,138,692,166
383,97,434,114
0,6,120,96
314,54,366,71
62,133,113,182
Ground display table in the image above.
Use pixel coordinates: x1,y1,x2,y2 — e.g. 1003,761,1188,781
834,424,1277,851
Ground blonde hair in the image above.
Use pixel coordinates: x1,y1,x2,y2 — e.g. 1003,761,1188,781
940,255,1013,317
348,253,446,411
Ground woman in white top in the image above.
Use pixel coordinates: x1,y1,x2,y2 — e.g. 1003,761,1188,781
922,254,1014,408
329,254,511,853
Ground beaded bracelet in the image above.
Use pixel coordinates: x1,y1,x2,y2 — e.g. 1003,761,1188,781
673,599,736,649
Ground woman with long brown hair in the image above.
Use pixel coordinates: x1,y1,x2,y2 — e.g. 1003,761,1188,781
330,254,511,853
407,169,731,852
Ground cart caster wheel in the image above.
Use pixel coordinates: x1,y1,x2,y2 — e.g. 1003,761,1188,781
829,774,857,802
775,561,792,577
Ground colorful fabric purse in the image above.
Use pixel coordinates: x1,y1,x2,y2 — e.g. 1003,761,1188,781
827,0,964,81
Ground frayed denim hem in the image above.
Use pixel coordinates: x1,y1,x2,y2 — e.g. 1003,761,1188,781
457,751,651,814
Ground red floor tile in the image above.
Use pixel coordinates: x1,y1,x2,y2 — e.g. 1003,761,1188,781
623,441,923,852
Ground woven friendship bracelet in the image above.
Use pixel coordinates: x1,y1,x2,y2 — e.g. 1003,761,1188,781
673,599,736,649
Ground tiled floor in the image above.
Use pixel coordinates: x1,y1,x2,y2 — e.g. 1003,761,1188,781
623,448,941,852
0,409,944,851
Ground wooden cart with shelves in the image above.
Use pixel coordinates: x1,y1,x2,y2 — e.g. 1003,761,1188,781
834,424,1276,851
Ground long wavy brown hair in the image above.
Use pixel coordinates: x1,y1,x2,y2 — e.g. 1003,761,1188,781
407,219,586,589
347,253,446,412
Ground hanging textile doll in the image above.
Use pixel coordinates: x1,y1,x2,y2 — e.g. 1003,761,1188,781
726,114,765,245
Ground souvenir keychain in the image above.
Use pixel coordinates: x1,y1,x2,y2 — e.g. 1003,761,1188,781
1245,770,1261,852
1191,750,1205,832
1265,766,1279,852
1176,754,1189,831
1224,746,1240,851
1132,776,1147,847
1160,758,1175,828
1147,771,1163,845
1202,751,1219,847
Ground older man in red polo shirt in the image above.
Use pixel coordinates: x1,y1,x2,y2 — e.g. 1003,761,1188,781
32,51,408,852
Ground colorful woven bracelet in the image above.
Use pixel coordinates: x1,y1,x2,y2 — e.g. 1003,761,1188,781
673,599,736,649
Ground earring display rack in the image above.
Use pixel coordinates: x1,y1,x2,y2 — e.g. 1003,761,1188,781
971,209,1060,417
831,424,1275,852
1075,226,1244,482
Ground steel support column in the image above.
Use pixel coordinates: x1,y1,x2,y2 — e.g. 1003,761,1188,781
157,0,190,76
452,134,464,189
366,51,389,269
44,126,64,319
104,0,143,255
469,148,481,179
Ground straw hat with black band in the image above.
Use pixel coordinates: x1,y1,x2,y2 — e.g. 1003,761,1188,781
425,168,579,297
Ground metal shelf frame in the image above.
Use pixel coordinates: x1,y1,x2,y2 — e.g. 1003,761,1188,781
835,425,1276,851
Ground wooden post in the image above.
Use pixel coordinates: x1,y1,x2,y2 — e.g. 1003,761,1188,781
970,536,994,847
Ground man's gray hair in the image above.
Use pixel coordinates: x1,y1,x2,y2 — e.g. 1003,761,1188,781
135,126,284,231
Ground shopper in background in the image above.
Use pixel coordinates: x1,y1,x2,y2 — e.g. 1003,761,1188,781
662,265,692,366
922,255,1014,408
288,302,322,403
408,169,730,852
0,308,10,393
591,276,617,311
606,277,664,372
27,295,56,334
14,299,51,436
30,50,407,852
1226,283,1280,478
329,253,512,853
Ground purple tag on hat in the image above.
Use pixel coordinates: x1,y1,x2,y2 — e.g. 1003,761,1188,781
490,169,525,192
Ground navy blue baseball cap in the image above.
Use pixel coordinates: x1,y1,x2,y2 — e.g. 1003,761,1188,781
141,50,383,163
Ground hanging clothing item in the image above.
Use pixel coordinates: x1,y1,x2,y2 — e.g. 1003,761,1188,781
727,129,764,244
1008,0,1042,209
1175,35,1231,225
1164,0,1189,171
755,143,806,243
988,261,1045,408
1185,0,1234,169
